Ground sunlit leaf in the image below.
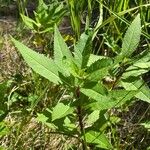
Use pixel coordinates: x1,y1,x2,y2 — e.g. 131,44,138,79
54,25,73,64
87,58,113,73
115,14,141,63
81,88,137,109
54,25,73,76
37,113,56,129
122,14,141,56
52,103,73,121
87,54,107,67
141,121,150,131
20,14,40,30
121,78,150,103
85,131,113,149
74,33,92,68
0,122,9,137
11,37,61,84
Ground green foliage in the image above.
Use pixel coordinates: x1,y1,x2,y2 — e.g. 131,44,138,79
141,121,150,132
21,0,67,33
85,131,113,149
11,37,61,84
0,82,8,122
121,14,141,57
74,32,92,69
0,122,9,137
115,14,141,63
11,13,150,149
0,0,149,149
67,0,83,40
121,78,150,103
51,102,73,122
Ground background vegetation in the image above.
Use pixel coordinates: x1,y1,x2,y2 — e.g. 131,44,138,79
0,0,150,149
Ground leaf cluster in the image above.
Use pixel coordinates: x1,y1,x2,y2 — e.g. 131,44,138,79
11,14,150,149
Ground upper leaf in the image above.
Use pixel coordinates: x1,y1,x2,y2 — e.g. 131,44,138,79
86,58,113,73
54,25,73,63
87,54,107,66
115,14,141,63
80,88,111,109
122,14,141,57
54,25,73,76
74,33,92,69
11,37,61,84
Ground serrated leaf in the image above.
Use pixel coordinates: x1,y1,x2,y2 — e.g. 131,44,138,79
54,25,73,63
115,14,141,63
135,50,150,63
122,68,148,78
122,14,141,57
81,88,109,101
81,88,136,109
122,50,150,78
74,33,92,68
83,82,108,96
127,62,150,70
86,57,112,82
80,88,112,109
87,67,109,82
52,103,73,121
121,78,150,103
11,37,61,84
85,131,113,149
87,58,113,73
87,54,107,67
54,25,73,76
134,62,150,69
108,90,137,106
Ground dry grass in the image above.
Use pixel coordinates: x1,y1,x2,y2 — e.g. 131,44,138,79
1,115,78,150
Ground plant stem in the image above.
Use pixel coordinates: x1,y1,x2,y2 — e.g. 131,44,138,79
75,86,88,149
77,106,88,150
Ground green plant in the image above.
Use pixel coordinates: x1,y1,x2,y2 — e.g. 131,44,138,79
17,0,28,17
20,0,67,53
0,82,8,122
67,0,99,41
21,0,67,34
92,0,150,55
11,14,150,149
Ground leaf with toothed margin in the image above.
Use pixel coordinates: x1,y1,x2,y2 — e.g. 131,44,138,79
11,37,61,84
